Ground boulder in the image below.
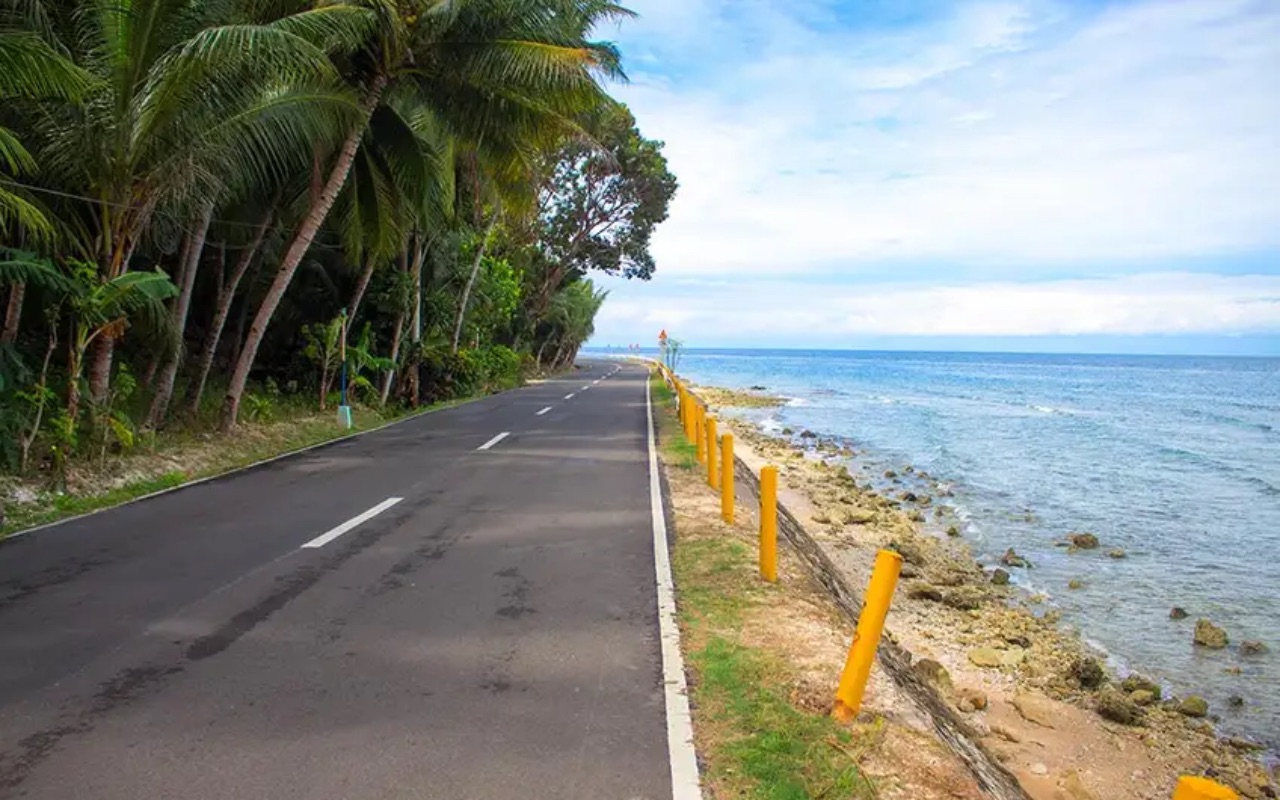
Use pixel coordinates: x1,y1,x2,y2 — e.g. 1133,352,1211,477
1240,640,1268,656
1011,691,1057,728
799,430,818,439
946,524,961,537
1070,657,1107,689
907,510,925,522
1129,689,1156,706
1228,695,1245,708
1194,619,1229,649
903,466,915,474
883,469,897,478
1096,688,1144,725
990,568,1011,586
899,491,919,503
1178,696,1209,717
891,539,928,566
1107,548,1127,559
942,587,986,611
1068,578,1085,590
1170,607,1189,620
955,687,988,712
907,583,944,603
1120,674,1162,698
782,427,794,435
1068,532,1100,549
838,507,876,525
969,648,1004,668
1000,548,1030,568
912,658,953,694
918,495,932,506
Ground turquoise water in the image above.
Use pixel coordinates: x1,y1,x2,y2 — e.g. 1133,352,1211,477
640,349,1280,748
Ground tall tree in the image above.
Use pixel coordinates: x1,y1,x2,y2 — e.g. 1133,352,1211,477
527,102,675,329
220,0,632,429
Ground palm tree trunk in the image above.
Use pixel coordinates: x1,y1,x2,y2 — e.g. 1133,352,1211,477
379,313,404,407
1,282,24,344
379,243,411,407
186,206,273,415
87,336,114,404
221,74,387,431
90,197,158,404
410,234,426,345
147,202,214,427
348,254,376,323
451,216,498,353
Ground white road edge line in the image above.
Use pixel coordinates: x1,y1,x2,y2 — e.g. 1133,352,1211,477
477,431,511,451
536,406,553,416
581,385,590,391
564,393,575,400
645,372,703,799
301,497,403,549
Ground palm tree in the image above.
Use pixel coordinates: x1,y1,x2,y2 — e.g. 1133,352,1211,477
220,0,633,429
60,262,176,422
0,24,92,344
27,0,371,405
544,279,606,370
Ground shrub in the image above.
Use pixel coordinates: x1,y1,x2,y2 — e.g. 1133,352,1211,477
474,345,521,392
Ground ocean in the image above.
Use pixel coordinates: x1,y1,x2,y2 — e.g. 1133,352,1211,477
627,348,1280,749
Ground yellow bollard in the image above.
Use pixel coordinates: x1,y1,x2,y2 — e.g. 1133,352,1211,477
706,416,718,490
721,433,735,524
685,390,694,440
1172,777,1239,800
759,465,778,582
694,404,706,463
833,549,903,721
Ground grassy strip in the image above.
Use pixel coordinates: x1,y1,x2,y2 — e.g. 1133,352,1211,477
652,373,876,800
0,395,479,538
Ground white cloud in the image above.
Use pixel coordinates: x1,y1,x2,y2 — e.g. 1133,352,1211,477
594,272,1280,340
609,0,1280,278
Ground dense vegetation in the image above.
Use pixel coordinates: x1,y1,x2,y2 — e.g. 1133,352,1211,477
0,0,676,491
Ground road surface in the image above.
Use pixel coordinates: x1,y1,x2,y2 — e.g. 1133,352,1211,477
0,361,683,799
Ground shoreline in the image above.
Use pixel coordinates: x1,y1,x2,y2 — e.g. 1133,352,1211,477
691,381,1277,800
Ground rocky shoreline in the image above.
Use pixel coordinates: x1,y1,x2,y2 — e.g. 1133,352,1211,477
694,384,1277,800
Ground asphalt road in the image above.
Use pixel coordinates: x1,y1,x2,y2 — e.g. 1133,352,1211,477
0,361,673,799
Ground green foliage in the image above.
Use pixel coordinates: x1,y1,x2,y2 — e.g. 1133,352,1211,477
473,344,522,391
416,346,485,401
243,393,274,422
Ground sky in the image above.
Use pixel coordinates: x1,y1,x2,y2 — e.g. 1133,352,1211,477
585,0,1280,355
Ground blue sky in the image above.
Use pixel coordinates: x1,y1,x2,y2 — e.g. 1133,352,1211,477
586,0,1280,355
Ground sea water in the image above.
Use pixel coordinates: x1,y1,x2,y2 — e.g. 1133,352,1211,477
637,349,1279,748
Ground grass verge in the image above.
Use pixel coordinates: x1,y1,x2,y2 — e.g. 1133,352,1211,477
651,372,877,800
0,394,480,538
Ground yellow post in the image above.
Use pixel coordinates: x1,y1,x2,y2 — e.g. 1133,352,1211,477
1172,777,1239,800
687,394,694,441
706,416,718,489
833,549,903,722
694,404,706,463
682,388,692,439
759,465,778,582
721,433,735,524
